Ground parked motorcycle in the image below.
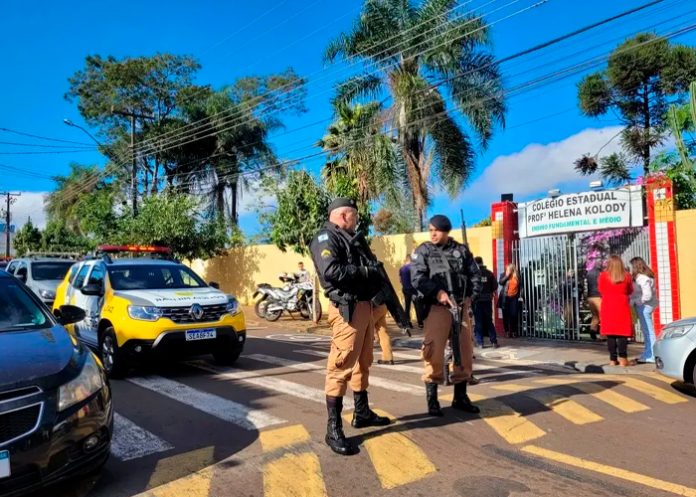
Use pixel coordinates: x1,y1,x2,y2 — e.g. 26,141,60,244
253,274,322,322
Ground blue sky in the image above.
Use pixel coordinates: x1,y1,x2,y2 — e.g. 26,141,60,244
1,0,694,235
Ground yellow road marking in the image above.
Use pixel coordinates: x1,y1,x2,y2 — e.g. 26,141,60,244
345,409,436,489
642,371,679,385
147,446,215,492
260,425,311,452
468,392,546,445
263,452,328,497
493,384,603,425
535,378,650,413
522,445,696,497
587,375,688,404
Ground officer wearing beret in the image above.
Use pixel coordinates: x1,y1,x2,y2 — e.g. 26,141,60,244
310,198,390,456
411,214,482,416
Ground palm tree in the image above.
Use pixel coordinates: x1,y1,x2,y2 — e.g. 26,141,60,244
325,0,505,229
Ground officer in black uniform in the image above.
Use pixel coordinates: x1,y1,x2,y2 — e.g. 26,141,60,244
310,198,390,456
411,214,482,416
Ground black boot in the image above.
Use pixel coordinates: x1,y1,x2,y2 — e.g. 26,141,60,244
452,382,480,414
426,383,443,417
351,391,391,428
326,396,356,456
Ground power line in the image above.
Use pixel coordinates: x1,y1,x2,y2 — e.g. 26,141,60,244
0,141,96,149
0,127,96,146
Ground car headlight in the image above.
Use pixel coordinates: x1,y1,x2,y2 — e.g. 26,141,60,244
226,296,240,315
128,305,163,321
660,324,695,340
40,289,56,300
58,353,104,411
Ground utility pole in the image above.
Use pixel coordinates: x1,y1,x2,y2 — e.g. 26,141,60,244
1,192,20,258
111,108,153,217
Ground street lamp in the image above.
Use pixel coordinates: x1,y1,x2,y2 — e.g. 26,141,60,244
63,119,102,147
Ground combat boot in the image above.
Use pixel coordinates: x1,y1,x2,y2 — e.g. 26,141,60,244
452,382,480,414
426,382,443,417
351,391,391,428
326,397,356,456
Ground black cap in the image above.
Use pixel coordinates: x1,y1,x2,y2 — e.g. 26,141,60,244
474,256,484,265
428,214,452,232
328,197,358,214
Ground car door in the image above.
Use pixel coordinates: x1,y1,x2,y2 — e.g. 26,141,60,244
80,263,106,346
71,263,95,344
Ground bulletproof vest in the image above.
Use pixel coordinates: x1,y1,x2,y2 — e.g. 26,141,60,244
428,245,467,298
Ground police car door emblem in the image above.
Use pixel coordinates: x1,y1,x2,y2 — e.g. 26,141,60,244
190,304,204,320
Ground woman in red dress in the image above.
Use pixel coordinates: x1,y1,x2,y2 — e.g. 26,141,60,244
598,255,634,366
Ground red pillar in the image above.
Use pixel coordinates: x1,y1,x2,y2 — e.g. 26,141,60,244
491,201,518,330
645,175,680,335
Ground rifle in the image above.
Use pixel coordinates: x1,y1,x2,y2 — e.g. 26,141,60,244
351,233,412,337
460,209,468,245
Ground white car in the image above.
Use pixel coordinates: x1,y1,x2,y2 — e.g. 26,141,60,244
654,317,696,385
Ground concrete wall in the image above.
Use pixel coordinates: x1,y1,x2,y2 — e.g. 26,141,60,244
676,209,696,318
190,226,493,306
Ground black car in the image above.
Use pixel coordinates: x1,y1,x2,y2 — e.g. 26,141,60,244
0,271,112,497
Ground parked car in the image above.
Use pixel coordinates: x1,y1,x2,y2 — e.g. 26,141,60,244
654,317,696,385
53,245,246,377
5,256,75,308
0,270,112,497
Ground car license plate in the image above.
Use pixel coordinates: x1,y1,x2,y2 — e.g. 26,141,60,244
0,450,9,479
185,329,216,341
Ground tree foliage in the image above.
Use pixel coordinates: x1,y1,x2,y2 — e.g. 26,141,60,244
325,0,505,229
577,33,696,179
13,220,42,256
260,171,329,255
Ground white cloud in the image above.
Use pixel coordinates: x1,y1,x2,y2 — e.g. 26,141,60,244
458,126,624,207
8,192,48,229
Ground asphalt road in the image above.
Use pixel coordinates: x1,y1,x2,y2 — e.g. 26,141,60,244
30,319,696,497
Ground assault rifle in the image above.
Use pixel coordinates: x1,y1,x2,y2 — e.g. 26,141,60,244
351,233,412,337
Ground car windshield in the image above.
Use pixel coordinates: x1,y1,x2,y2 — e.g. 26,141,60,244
0,278,49,331
108,265,207,290
32,261,74,281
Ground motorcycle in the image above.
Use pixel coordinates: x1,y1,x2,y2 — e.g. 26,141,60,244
253,274,322,322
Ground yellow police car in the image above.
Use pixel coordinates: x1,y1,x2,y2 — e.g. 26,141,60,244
53,245,245,377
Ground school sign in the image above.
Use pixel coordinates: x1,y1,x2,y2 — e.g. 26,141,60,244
517,185,644,238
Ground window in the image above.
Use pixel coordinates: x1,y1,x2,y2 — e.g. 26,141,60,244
6,261,18,274
0,279,49,331
87,264,105,286
73,264,92,289
67,264,80,284
108,265,206,291
31,261,74,281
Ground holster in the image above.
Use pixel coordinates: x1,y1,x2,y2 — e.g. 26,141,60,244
413,295,430,323
328,290,356,323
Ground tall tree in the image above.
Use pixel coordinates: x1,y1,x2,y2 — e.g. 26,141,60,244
325,0,505,229
13,220,42,256
576,33,696,179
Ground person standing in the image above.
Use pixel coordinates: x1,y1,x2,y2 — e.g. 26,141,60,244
586,262,602,341
630,257,658,364
498,264,521,338
411,215,482,417
472,256,498,348
310,198,390,456
598,255,634,367
399,256,417,328
295,261,310,283
372,300,394,365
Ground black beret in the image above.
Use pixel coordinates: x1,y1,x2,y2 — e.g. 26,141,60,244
328,197,358,214
429,214,452,232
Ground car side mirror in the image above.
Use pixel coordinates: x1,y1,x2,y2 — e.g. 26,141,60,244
81,284,104,296
209,281,220,289
55,305,86,326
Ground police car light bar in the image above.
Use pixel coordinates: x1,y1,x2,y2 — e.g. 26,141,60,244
97,245,172,254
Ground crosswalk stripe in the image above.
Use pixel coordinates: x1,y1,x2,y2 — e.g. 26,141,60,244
111,413,174,461
247,353,424,396
187,360,354,409
535,378,650,413
492,384,604,425
586,375,689,405
127,376,285,430
440,392,546,444
260,425,311,453
263,453,328,497
147,446,215,491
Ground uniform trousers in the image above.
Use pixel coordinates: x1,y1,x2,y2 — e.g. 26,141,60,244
372,304,393,362
421,305,474,384
325,301,374,397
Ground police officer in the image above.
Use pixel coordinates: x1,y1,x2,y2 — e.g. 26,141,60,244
310,198,390,456
411,214,482,416
472,256,499,348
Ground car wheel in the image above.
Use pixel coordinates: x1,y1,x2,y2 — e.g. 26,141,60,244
254,296,269,319
213,347,241,366
100,327,127,378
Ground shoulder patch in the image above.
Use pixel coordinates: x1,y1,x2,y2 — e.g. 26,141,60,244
411,253,418,260
320,249,332,259
318,233,329,243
